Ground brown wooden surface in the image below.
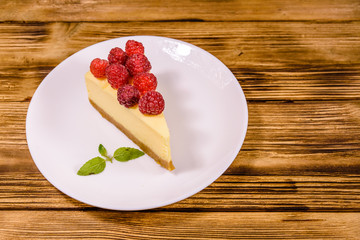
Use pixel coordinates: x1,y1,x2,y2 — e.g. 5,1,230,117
1,1,360,239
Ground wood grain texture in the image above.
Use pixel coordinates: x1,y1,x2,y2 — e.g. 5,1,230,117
1,22,359,101
0,211,359,239
1,0,360,22
1,173,359,211
1,0,360,238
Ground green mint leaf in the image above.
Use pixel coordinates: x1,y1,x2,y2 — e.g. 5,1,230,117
113,147,145,162
77,157,106,176
98,144,107,157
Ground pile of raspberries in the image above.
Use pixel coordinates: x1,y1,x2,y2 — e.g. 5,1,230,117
90,40,164,115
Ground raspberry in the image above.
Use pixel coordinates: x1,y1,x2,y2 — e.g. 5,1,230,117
138,91,165,115
125,40,145,56
108,47,127,65
125,54,151,76
90,58,109,78
133,72,157,95
105,63,130,89
117,84,140,108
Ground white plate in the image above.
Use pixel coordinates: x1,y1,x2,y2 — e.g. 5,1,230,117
26,36,248,210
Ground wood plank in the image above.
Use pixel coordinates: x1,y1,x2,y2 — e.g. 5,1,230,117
0,211,359,239
1,0,360,22
1,173,359,211
1,101,359,175
231,100,360,175
1,22,360,101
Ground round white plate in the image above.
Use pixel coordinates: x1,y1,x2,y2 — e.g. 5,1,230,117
26,36,248,210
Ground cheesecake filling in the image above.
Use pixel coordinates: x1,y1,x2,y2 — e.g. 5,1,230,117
85,72,173,170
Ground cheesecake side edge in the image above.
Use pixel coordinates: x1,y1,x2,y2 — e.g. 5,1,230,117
89,98,175,171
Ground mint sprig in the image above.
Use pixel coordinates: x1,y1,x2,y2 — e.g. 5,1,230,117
98,144,107,157
114,147,145,162
98,143,112,162
77,144,144,176
77,157,106,176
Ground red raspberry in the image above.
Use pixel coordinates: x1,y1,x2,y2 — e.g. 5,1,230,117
117,84,140,108
125,40,145,56
105,64,130,89
133,72,157,95
125,54,151,76
138,91,165,115
90,58,109,78
108,47,127,65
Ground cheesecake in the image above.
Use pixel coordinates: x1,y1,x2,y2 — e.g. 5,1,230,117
85,71,174,171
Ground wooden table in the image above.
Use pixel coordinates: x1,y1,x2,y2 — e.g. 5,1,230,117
1,1,360,239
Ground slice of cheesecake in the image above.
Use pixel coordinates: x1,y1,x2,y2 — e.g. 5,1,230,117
85,71,174,171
